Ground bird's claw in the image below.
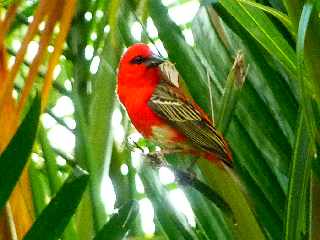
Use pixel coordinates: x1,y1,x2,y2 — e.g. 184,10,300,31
145,151,167,169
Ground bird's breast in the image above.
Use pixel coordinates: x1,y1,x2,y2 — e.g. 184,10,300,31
122,90,186,144
128,101,163,137
118,81,186,143
119,85,163,137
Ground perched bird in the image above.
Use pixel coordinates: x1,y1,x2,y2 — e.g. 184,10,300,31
117,43,232,168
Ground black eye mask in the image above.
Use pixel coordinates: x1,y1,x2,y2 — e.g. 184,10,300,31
130,56,145,64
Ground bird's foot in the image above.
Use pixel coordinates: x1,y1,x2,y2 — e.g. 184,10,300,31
145,151,167,169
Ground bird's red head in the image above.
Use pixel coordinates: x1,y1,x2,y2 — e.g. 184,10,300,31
117,43,164,89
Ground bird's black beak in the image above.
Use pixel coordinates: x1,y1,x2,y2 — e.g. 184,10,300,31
144,55,165,67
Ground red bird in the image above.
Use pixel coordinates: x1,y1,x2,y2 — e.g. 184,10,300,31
117,43,232,168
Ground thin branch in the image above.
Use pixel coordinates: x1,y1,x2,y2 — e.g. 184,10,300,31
127,1,163,57
46,109,74,133
51,147,76,167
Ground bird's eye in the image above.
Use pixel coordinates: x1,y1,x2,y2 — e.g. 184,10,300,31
131,56,145,64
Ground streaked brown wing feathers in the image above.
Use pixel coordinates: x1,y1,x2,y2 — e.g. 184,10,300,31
148,80,228,160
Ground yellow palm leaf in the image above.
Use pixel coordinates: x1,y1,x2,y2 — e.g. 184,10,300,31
0,0,77,238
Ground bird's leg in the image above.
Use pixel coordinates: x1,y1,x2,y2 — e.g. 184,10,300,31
145,148,184,168
145,151,197,187
145,151,167,169
129,140,167,168
146,148,198,186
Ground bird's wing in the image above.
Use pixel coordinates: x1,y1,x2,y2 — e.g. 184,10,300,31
148,71,231,166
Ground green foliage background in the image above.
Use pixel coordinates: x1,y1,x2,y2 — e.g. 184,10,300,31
1,0,320,239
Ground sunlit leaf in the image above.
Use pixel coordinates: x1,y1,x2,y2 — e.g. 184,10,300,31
210,0,297,77
284,3,315,239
